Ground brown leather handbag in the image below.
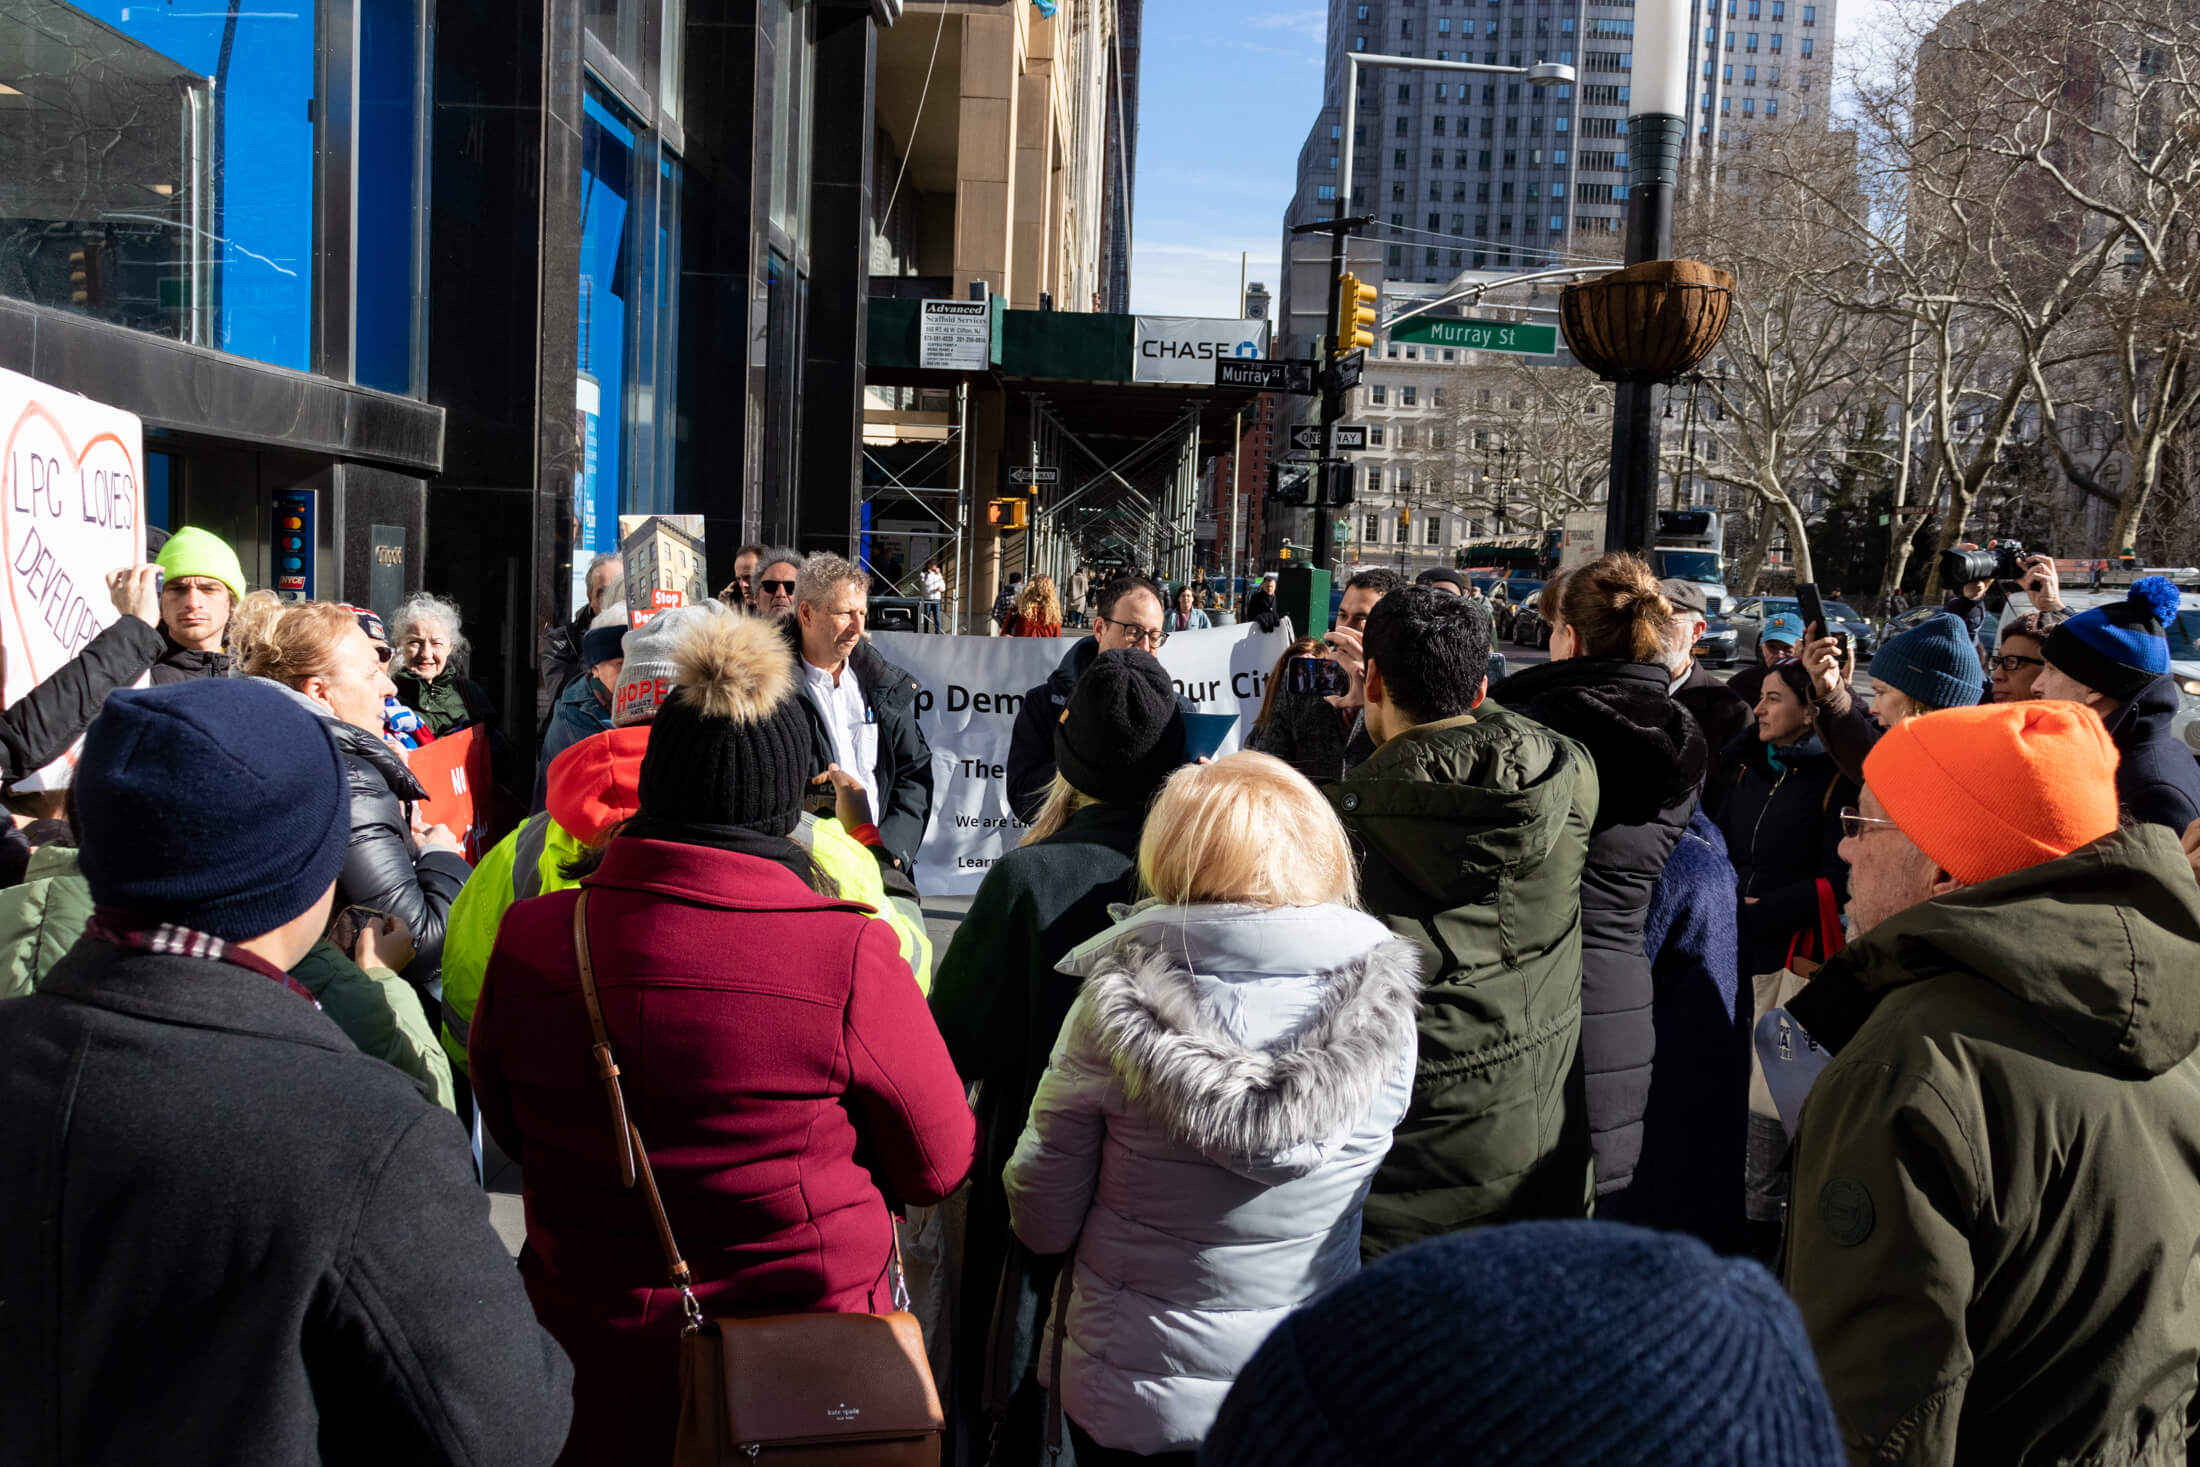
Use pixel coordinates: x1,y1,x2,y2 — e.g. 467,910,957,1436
570,891,945,1466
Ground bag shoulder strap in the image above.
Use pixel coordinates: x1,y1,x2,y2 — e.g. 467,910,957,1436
572,890,702,1328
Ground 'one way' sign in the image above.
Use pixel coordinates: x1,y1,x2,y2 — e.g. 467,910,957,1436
1289,424,1368,452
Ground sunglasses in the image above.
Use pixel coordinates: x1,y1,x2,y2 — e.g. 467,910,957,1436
371,643,392,664
1990,653,2044,674
760,579,797,594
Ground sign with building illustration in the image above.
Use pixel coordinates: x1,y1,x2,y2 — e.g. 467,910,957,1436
0,366,146,712
1135,316,1273,384
618,514,708,626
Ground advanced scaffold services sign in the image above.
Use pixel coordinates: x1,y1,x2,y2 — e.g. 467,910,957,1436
874,619,1296,896
0,367,146,711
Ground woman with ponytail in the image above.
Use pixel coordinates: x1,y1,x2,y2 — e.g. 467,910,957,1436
1487,554,1729,1243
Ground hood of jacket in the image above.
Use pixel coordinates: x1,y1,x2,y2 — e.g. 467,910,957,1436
1048,635,1101,703
252,677,428,803
1057,900,1420,1179
2107,672,2182,751
545,725,651,845
1491,658,1706,829
1816,823,2200,1078
1328,704,1593,909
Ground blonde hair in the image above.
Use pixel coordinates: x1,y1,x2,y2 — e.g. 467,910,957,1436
1138,751,1358,908
1020,774,1098,846
1553,552,1672,663
227,589,288,670
238,601,357,688
1015,575,1063,629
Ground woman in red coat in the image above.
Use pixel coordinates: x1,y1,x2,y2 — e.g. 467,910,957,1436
471,612,977,1466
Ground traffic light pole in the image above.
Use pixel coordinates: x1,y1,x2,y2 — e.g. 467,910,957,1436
1317,221,1350,573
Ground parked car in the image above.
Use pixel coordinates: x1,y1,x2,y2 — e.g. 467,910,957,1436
1489,578,1544,641
1694,612,1740,667
1512,589,1551,650
1730,595,1878,662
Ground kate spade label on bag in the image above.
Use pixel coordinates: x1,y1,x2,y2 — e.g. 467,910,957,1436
826,1404,862,1424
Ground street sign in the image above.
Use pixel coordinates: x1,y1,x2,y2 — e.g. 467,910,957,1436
1215,358,1316,394
1333,519,1351,545
1289,424,1368,452
1326,350,1366,394
1008,466,1059,485
1388,316,1560,356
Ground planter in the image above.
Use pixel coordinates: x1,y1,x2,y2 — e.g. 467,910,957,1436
1560,259,1734,384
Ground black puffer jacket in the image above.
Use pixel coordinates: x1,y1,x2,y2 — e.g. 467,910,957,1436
0,616,166,781
1716,729,1854,979
146,636,232,684
2106,674,2200,835
326,718,471,978
1490,657,1708,1199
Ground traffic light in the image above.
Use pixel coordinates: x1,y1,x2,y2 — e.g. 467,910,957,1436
1266,462,1311,505
1336,273,1378,358
1331,463,1356,508
988,497,1028,529
1279,542,1295,561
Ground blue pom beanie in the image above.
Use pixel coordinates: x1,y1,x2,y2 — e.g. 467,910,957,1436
2044,577,2180,702
1199,1221,1845,1467
1868,612,1984,711
75,680,351,940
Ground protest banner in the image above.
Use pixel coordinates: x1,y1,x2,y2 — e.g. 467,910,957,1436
872,619,1296,896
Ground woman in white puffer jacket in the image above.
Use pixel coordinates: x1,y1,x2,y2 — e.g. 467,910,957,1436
1003,751,1422,1465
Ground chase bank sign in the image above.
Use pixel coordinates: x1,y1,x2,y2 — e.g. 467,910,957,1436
1131,316,1274,384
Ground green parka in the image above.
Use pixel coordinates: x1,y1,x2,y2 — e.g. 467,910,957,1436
1785,823,2200,1466
1327,705,1599,1258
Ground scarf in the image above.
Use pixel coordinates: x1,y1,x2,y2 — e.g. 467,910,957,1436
85,908,321,1008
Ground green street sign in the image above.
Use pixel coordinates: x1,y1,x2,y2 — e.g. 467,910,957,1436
1389,316,1558,356
1333,518,1351,544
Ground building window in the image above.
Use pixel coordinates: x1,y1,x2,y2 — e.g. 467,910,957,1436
1746,31,1759,50
1799,36,1813,54
1365,514,1382,542
1368,426,1386,447
1317,184,1338,200
1371,384,1388,405
1802,4,1815,21
1402,385,1419,406
1766,97,1779,116
1426,518,1442,547
1770,32,1782,50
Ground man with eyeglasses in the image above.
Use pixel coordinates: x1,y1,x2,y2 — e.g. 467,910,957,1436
1005,574,1188,823
754,549,804,619
1245,568,1405,788
1783,701,2200,1466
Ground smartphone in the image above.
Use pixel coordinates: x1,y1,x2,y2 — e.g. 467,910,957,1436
1286,655,1351,698
1795,582,1826,642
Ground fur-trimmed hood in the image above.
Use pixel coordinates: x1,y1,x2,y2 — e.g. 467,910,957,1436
1058,902,1422,1178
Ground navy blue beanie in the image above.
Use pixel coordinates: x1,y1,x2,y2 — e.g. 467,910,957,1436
2044,576,2179,702
1867,612,1983,711
581,622,629,668
1200,1222,1844,1467
75,680,351,940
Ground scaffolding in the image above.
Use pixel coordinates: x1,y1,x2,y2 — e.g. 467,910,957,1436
1022,396,1203,589
859,383,971,633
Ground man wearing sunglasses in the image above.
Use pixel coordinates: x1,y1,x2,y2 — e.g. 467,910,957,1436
754,549,804,619
1783,701,2200,1467
1005,574,1188,823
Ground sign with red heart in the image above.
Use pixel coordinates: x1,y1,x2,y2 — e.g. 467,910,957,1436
1,367,147,710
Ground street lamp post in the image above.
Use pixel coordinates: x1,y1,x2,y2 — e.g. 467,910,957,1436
1601,0,1691,554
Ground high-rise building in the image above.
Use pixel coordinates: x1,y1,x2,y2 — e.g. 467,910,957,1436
1278,0,1837,358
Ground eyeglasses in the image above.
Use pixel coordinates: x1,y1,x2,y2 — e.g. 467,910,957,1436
1838,805,1903,840
1990,653,2045,674
1097,615,1168,649
760,579,797,594
372,644,393,665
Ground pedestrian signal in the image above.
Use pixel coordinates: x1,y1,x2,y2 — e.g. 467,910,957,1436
989,497,1029,529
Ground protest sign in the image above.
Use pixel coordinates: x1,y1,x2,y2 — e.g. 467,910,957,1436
0,367,147,710
407,725,496,862
619,514,707,626
872,619,1295,896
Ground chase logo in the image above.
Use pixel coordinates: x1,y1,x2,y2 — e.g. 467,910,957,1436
1233,339,1261,358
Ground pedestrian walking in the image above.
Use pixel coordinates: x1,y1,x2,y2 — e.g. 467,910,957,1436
1202,1221,1843,1467
1242,571,1279,627
470,611,975,1467
922,557,947,631
0,678,572,1465
1002,752,1420,1464
2034,577,2200,832
391,593,496,736
992,571,1025,632
1489,554,1712,1227
1327,586,1599,1256
1786,702,2200,1464
148,525,246,682
1007,574,1065,637
240,602,472,990
1067,564,1091,625
1717,658,1853,982
930,649,1191,1466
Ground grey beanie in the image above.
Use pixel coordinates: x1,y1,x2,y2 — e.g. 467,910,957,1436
613,601,733,727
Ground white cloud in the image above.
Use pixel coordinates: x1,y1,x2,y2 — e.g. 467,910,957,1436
1131,240,1284,318
1253,9,1327,44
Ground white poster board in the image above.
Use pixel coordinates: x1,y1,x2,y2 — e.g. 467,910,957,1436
919,300,992,371
1132,316,1272,384
0,366,147,713
873,620,1295,895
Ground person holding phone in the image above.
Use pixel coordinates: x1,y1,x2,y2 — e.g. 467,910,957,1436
1798,611,1984,785
1244,569,1403,787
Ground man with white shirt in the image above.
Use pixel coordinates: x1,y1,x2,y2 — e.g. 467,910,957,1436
789,553,934,881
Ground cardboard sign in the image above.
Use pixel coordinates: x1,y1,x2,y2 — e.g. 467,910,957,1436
0,366,146,709
406,726,495,862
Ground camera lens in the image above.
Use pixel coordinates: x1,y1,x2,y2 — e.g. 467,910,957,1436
1939,548,2000,585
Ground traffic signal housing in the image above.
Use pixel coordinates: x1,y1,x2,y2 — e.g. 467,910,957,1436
1330,463,1356,508
1266,462,1311,505
1337,273,1378,357
989,497,1029,529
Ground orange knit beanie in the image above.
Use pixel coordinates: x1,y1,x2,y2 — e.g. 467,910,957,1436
1863,702,2122,886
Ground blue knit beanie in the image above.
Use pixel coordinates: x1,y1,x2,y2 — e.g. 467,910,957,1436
75,680,351,940
1867,612,1983,711
2044,577,2180,702
1199,1222,1844,1467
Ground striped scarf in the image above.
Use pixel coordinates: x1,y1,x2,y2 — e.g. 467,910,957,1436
85,908,322,1009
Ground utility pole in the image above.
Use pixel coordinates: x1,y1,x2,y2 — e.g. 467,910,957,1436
1603,0,1689,554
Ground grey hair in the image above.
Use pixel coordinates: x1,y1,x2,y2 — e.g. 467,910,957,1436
757,546,805,577
1659,609,1699,676
393,593,471,671
796,551,869,609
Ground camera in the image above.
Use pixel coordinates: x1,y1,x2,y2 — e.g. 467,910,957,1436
1939,539,2031,587
1286,655,1351,698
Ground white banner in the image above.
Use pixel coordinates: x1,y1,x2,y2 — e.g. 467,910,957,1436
1,366,146,710
875,621,1296,896
1131,316,1272,384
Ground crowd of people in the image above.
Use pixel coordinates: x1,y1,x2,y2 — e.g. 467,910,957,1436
5,524,2200,1467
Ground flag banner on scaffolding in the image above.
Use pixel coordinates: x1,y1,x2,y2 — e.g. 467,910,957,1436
873,619,1297,897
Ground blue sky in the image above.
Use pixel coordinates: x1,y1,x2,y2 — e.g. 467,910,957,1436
1127,0,1896,319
